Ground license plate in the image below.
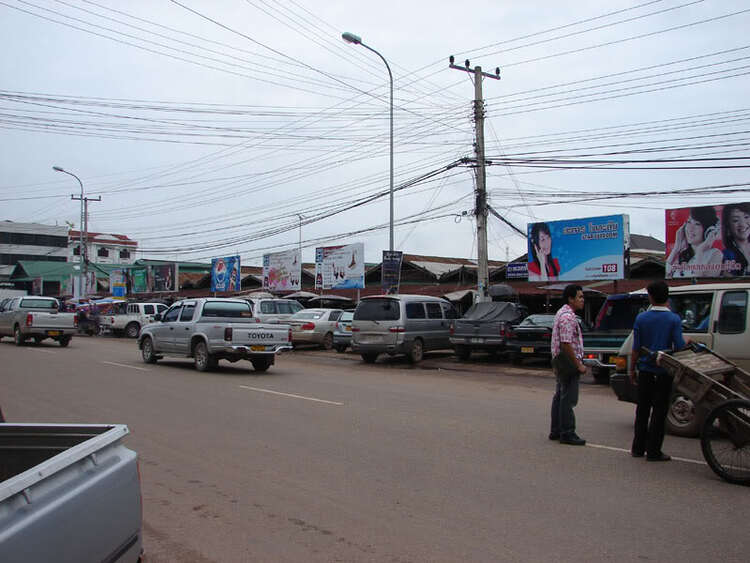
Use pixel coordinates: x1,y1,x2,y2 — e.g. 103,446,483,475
47,330,61,337
250,345,266,352
471,337,483,344
345,326,352,331
521,346,534,354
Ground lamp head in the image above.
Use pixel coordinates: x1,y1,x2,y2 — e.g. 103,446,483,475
52,166,64,172
465,59,470,69
449,55,455,64
342,32,362,45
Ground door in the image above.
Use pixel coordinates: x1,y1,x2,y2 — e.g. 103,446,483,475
151,305,181,352
173,303,197,354
425,302,447,350
712,289,749,371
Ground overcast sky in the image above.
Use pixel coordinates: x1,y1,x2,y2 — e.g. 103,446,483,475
2,0,749,265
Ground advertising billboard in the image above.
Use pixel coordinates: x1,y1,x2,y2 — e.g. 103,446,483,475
109,269,127,297
527,214,630,282
128,265,178,293
315,242,365,290
211,256,241,292
666,203,750,278
506,262,528,279
381,250,403,294
262,250,301,291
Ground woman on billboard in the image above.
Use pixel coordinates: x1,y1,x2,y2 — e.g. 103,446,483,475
528,222,560,281
667,206,722,278
721,202,750,276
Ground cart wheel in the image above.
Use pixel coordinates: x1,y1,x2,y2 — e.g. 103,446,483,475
701,399,750,486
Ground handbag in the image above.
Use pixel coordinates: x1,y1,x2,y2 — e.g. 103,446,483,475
553,351,579,378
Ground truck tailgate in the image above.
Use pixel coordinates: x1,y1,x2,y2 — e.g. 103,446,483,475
30,312,75,329
231,324,290,351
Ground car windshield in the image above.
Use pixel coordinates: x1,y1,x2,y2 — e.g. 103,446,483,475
519,315,555,327
354,298,400,321
20,298,57,309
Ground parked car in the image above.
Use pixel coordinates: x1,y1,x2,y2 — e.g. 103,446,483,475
332,310,354,352
0,296,77,347
138,298,292,372
288,308,343,349
449,301,527,360
245,298,303,324
507,314,556,363
610,282,750,437
351,294,457,364
99,302,168,338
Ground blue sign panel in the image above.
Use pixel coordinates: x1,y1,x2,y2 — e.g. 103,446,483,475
211,256,241,292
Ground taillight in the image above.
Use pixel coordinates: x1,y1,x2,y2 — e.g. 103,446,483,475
584,353,597,360
288,327,292,342
449,323,454,336
26,313,33,327
389,326,405,333
351,327,360,332
542,331,551,340
301,322,315,330
74,315,78,327
224,327,232,341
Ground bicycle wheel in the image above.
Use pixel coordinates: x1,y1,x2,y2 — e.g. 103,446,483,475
701,399,750,486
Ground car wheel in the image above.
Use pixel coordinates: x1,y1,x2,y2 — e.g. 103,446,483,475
666,393,703,437
591,367,611,384
13,326,25,346
193,341,216,372
125,322,141,339
509,352,521,365
335,344,347,353
58,336,71,348
251,357,272,372
408,339,424,364
454,345,471,361
322,332,334,350
141,337,158,364
33,336,43,345
361,353,378,364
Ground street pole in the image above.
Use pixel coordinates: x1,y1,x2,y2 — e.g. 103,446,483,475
449,58,500,302
342,32,394,252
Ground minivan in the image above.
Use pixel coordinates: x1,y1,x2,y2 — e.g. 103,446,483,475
610,282,750,437
351,294,457,363
245,298,303,324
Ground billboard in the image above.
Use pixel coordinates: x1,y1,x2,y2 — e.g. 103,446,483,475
527,214,630,282
506,262,528,279
381,250,403,294
666,203,750,278
211,256,241,292
262,249,301,291
315,242,365,290
128,264,178,293
109,269,127,297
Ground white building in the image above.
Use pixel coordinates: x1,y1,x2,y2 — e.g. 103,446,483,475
0,221,69,281
68,230,138,266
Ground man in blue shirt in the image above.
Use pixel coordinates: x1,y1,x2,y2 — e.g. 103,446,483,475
629,280,687,461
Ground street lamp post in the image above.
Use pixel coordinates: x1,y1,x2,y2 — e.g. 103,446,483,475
53,165,86,296
342,31,394,252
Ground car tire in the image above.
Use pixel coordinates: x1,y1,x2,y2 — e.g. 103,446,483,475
408,339,424,364
591,367,610,384
13,326,25,346
251,357,272,372
141,337,158,364
33,336,43,345
125,322,141,339
454,345,471,361
361,353,378,364
335,344,347,353
194,341,216,372
58,336,71,347
322,332,334,350
666,393,703,437
509,352,521,365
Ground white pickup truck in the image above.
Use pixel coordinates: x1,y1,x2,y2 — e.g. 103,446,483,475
137,298,292,372
100,302,168,338
0,296,77,346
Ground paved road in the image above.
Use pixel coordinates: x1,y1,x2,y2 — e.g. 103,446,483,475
2,336,748,562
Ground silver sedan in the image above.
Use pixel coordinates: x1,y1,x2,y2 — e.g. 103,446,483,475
288,308,344,350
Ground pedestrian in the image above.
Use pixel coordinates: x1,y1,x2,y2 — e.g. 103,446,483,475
549,284,587,446
629,280,687,462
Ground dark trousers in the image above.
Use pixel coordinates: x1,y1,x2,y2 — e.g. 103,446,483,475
550,370,580,438
632,371,673,456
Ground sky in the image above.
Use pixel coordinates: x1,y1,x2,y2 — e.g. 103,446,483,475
1,0,749,266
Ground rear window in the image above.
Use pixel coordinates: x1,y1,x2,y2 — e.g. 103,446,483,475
278,301,302,314
355,299,400,321
594,295,649,331
201,301,252,318
20,298,57,309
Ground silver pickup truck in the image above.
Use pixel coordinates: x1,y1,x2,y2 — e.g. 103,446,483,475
0,423,143,563
137,298,292,372
0,296,77,346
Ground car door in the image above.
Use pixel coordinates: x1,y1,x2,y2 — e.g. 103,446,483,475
712,289,749,371
172,302,197,355
0,298,11,335
425,302,446,351
151,304,182,352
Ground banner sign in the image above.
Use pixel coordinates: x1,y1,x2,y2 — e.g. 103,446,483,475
666,203,750,278
527,214,630,282
31,277,43,296
211,256,241,292
129,269,148,293
506,262,528,279
315,242,365,290
262,250,300,291
109,269,127,297
381,250,403,294
128,265,178,293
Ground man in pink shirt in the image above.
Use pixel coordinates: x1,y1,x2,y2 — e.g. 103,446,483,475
549,284,587,445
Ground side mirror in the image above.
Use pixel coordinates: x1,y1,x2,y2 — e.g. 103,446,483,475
153,313,162,322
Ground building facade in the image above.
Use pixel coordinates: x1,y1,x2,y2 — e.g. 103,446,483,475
68,230,138,266
0,221,69,281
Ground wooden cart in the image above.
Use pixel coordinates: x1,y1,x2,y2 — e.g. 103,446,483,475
657,345,750,485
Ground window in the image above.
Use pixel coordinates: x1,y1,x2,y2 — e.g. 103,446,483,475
354,298,400,321
668,293,713,333
157,305,167,314
441,302,457,320
406,302,426,319
180,304,196,322
260,301,276,314
329,310,343,321
202,301,252,318
19,298,57,309
120,250,130,259
97,247,109,258
163,306,181,322
143,305,155,315
718,291,747,334
277,301,302,314
426,302,443,319
73,246,81,256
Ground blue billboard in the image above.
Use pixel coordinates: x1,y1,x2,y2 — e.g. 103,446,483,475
527,215,629,281
211,256,241,292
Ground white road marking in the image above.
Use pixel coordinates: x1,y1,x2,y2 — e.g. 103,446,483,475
27,348,55,354
101,361,151,372
239,385,343,406
586,442,706,465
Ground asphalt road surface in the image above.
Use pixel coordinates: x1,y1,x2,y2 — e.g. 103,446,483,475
2,336,748,562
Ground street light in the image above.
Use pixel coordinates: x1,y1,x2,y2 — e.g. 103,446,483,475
342,31,395,252
53,165,86,296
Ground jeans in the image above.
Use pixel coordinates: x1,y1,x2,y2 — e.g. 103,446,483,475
550,370,580,438
632,371,673,456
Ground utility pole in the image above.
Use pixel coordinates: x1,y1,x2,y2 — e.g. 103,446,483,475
449,57,500,302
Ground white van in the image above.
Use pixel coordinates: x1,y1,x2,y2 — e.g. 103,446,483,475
610,282,750,436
